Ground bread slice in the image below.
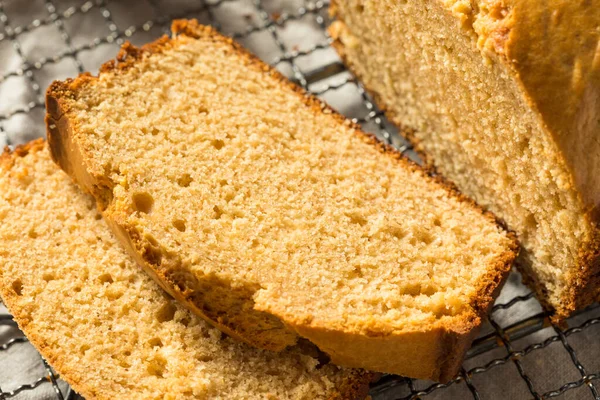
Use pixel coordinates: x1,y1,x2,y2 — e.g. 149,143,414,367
0,139,372,400
45,20,518,381
329,1,600,320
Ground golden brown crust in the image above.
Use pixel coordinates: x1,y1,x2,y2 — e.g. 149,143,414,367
46,19,517,382
329,13,599,321
499,1,600,221
0,137,46,171
559,219,600,320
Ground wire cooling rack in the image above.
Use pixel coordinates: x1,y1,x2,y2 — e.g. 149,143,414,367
0,1,599,399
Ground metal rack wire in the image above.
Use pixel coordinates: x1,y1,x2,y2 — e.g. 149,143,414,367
0,1,598,399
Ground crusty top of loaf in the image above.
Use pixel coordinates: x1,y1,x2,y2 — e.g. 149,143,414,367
444,0,600,219
0,139,371,400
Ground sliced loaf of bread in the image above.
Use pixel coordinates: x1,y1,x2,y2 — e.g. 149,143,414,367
0,139,372,400
329,0,600,319
46,20,518,381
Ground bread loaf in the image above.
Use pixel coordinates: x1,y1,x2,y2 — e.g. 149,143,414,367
46,20,518,381
0,140,371,400
330,0,600,319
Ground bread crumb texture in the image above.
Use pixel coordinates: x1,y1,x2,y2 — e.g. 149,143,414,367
0,141,370,400
46,21,516,379
329,0,600,318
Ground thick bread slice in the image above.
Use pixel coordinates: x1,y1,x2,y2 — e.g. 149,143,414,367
45,20,518,381
0,139,372,400
329,0,600,319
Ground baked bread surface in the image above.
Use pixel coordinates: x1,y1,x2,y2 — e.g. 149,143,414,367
0,140,371,400
45,20,518,381
329,0,600,319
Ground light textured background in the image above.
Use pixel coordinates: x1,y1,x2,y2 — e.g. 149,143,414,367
0,1,599,399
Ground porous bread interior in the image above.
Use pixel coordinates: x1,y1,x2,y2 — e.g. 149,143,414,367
331,0,591,313
55,30,513,339
0,143,361,400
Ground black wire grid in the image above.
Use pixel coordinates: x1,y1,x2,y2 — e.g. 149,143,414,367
0,1,598,399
